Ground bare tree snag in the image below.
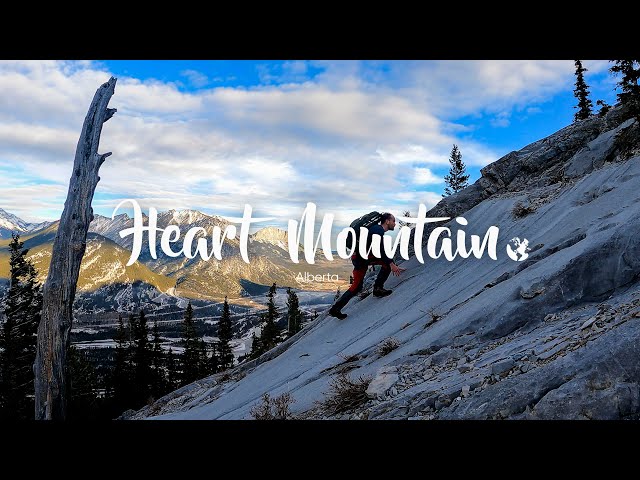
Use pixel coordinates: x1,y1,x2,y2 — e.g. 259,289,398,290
34,77,117,420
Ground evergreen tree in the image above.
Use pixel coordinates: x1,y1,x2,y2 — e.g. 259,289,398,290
217,296,234,371
573,60,593,121
111,314,130,411
150,320,165,399
334,287,341,302
166,348,177,392
198,339,209,378
286,288,303,337
0,233,42,420
122,313,139,409
133,309,152,405
127,313,137,369
610,60,640,119
596,99,611,117
181,301,200,385
259,283,280,352
442,144,469,197
67,344,99,420
398,210,412,228
208,341,219,374
249,331,261,359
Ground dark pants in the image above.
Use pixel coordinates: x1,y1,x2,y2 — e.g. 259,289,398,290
332,254,391,311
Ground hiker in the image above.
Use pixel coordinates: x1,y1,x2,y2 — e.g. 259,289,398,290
329,213,406,319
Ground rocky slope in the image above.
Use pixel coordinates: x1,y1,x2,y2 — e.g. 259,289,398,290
131,104,640,420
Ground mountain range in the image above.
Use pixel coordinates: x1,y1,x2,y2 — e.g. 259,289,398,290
0,208,53,239
0,207,352,314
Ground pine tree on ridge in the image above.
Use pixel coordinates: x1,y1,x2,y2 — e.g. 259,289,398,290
573,60,593,121
442,144,470,197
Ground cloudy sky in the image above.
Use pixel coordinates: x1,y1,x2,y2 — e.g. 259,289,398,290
0,60,618,231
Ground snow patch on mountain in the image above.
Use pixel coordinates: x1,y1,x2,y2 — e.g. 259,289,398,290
165,209,210,225
0,208,30,231
0,208,53,237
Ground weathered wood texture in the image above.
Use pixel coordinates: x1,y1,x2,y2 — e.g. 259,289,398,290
34,77,117,420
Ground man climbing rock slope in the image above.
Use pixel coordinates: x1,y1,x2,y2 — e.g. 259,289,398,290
329,212,406,319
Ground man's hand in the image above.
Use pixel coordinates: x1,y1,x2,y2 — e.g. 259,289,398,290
390,262,406,276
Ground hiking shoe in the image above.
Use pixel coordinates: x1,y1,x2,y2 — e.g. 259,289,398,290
329,307,348,320
373,286,392,297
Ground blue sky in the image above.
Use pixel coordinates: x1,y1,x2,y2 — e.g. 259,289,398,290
0,60,619,232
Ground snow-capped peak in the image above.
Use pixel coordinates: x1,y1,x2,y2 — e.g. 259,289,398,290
0,208,53,236
0,207,30,232
159,209,227,227
174,209,205,224
26,220,54,232
160,209,208,225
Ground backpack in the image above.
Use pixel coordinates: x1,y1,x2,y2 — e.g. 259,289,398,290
346,211,382,252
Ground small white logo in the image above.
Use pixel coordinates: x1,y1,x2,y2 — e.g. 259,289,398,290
506,237,530,262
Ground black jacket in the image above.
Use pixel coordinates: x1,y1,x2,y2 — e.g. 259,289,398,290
354,224,392,265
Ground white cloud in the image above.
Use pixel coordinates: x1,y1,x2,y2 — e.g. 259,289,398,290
180,69,209,88
376,142,496,168
490,111,511,128
257,61,311,84
414,167,443,185
376,144,442,166
0,184,67,222
282,61,308,76
0,122,77,159
583,60,610,74
393,60,610,118
0,60,596,228
202,84,443,143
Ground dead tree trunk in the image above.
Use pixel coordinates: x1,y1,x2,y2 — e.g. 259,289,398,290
34,77,117,420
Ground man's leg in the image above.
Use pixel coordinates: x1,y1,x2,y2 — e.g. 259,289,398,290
369,259,392,297
330,261,367,318
373,262,391,289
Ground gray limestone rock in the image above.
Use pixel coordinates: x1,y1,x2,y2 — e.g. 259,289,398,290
458,363,473,373
491,358,516,376
430,347,460,366
438,319,640,419
366,370,399,399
